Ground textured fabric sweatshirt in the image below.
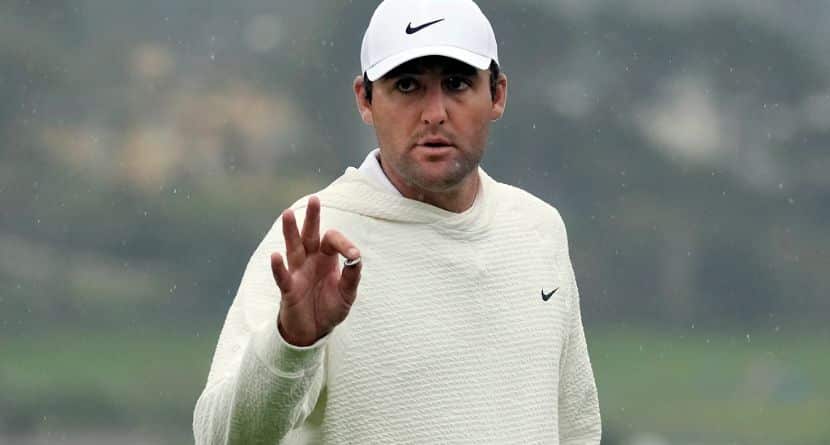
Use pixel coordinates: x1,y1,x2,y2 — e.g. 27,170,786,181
193,162,602,444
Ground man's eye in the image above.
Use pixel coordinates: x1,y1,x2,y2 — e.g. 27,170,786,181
445,76,471,91
395,78,418,93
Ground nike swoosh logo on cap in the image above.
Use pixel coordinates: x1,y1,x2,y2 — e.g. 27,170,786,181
406,18,445,34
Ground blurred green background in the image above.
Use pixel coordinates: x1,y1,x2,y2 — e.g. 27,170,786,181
1,1,828,444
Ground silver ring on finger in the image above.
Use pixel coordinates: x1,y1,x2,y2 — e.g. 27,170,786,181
343,256,361,267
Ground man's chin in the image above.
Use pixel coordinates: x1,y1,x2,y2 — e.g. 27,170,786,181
395,153,480,192
407,170,472,193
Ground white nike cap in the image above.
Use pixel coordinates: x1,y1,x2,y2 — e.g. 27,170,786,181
360,0,499,81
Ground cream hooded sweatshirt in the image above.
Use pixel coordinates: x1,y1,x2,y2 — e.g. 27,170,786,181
193,163,601,444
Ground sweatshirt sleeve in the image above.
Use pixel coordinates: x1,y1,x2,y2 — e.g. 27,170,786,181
552,208,601,444
557,290,602,444
193,213,328,444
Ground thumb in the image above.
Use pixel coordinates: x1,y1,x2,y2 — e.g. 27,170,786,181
338,257,362,306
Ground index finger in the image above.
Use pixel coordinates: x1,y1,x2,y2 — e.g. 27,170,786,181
320,229,360,260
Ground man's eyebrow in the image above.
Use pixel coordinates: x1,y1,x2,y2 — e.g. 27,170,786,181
440,65,477,76
385,64,477,78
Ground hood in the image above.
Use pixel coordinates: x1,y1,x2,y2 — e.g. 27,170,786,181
298,165,501,235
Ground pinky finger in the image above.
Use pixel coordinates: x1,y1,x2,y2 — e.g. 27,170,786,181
270,252,292,294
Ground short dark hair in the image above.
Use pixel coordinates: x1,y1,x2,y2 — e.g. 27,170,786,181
363,57,501,104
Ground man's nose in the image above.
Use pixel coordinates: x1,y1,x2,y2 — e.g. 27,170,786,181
420,86,448,126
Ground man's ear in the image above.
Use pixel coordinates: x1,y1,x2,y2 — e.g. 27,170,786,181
490,72,508,121
354,75,374,126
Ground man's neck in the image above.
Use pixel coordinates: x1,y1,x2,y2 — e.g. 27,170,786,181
377,152,479,213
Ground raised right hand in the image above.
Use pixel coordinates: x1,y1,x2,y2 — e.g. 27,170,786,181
270,195,362,347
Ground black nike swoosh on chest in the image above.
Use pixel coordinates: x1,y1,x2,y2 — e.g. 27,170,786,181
541,287,559,301
406,18,445,34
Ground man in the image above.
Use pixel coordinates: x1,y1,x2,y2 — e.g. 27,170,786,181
193,0,601,443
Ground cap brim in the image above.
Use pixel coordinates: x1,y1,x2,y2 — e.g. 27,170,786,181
365,46,492,81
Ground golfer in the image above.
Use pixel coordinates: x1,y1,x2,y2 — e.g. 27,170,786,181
194,0,601,443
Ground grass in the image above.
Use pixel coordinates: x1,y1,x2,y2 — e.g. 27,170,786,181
1,325,216,434
588,326,830,444
2,325,828,444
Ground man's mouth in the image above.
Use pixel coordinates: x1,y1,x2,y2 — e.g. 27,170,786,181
416,137,453,148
